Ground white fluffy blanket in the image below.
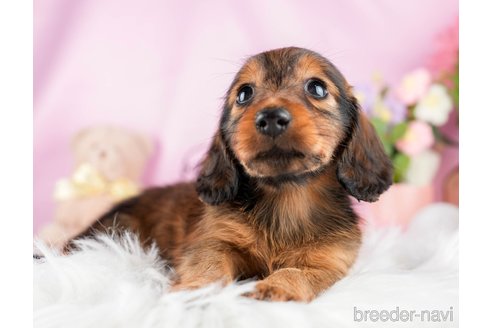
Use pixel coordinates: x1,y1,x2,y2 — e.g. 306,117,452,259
34,203,458,328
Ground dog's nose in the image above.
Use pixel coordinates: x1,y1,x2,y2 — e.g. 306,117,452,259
255,108,291,138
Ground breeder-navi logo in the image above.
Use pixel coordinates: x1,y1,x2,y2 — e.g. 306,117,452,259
353,306,454,323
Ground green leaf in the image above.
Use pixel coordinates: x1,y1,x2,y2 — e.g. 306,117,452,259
370,117,394,156
370,117,388,139
382,139,394,157
452,63,459,108
389,122,408,143
392,153,411,183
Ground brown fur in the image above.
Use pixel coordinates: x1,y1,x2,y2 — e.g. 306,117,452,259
69,47,392,302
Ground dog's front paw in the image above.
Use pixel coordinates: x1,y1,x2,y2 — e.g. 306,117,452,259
245,281,311,302
170,282,200,292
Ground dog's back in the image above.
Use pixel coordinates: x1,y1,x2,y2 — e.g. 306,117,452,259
71,182,204,265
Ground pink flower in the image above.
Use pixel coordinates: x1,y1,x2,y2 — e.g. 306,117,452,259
428,16,459,77
395,68,432,105
395,121,434,156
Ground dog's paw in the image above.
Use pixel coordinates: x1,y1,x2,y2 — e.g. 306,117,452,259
244,281,311,302
170,282,203,292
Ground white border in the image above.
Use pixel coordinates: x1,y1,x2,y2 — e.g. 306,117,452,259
460,0,492,327
0,1,33,327
2,1,489,326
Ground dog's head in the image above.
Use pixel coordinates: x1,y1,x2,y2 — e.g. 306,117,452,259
197,47,392,205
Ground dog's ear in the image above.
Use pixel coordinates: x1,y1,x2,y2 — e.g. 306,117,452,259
196,132,239,205
336,98,393,202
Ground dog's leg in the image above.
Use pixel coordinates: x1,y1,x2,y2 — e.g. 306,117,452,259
247,241,360,302
172,242,244,290
247,267,344,302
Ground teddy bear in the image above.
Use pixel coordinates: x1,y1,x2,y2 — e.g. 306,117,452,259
38,125,153,250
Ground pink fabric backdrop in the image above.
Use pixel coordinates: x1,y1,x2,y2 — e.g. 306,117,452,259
34,0,458,233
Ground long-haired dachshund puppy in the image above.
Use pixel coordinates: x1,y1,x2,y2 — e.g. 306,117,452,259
70,47,392,302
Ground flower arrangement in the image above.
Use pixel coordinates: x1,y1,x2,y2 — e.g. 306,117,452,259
354,19,458,187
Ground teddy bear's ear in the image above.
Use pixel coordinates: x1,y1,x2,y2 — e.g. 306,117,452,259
133,133,154,160
71,127,92,152
70,126,102,161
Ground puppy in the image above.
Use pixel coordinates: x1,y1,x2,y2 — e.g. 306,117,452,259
70,47,393,302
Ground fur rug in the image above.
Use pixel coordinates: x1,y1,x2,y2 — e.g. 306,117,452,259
33,203,458,328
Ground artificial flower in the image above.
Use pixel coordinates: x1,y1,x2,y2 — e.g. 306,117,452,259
372,93,407,124
404,150,441,186
395,68,432,105
370,70,385,91
414,83,453,126
428,16,459,77
395,120,434,156
353,83,378,114
371,97,389,123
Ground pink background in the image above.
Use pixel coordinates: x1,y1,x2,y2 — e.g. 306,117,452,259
34,0,458,233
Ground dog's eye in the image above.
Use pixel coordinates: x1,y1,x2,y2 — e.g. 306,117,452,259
305,79,328,99
236,85,254,105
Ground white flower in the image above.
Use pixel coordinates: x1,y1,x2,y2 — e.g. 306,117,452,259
414,84,453,126
395,68,432,105
404,150,441,186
